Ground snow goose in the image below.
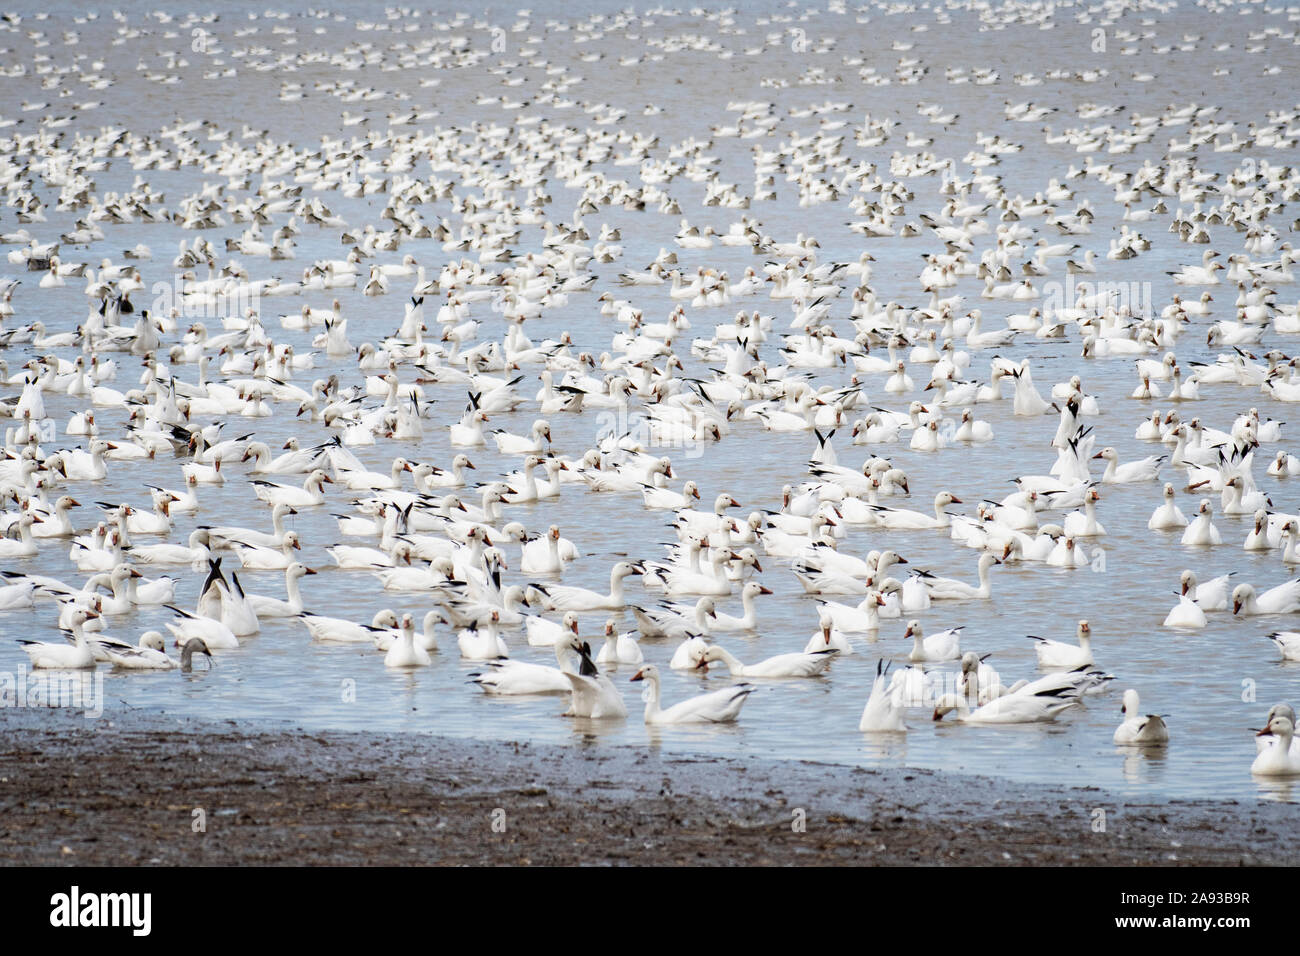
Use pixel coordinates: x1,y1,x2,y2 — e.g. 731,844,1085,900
1028,620,1093,668
1180,500,1222,546
300,608,400,644
859,659,907,732
630,663,754,724
932,685,1080,723
1062,488,1107,537
875,491,962,530
641,480,701,510
923,553,999,600
469,633,576,694
1181,570,1233,610
595,618,644,666
1148,483,1188,530
1233,580,1300,615
244,563,315,618
1163,593,1207,628
1252,716,1300,775
699,643,838,678
234,531,302,570
1268,632,1300,661
816,590,887,632
905,620,962,661
562,639,629,719
709,581,772,631
457,613,510,660
384,614,432,668
493,419,552,456
105,632,210,671
542,561,643,611
525,610,580,648
128,528,211,566
1113,689,1169,745
0,513,42,557
18,608,98,669
1093,446,1163,483
163,605,239,651
251,469,332,508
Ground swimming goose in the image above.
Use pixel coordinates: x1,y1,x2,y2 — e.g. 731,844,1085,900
468,631,576,694
457,613,510,660
905,620,962,661
562,639,629,719
594,618,643,665
859,659,908,732
384,613,432,668
875,491,963,531
1181,570,1233,610
922,553,999,600
234,531,302,570
1113,689,1170,745
1252,716,1300,776
1148,483,1188,530
932,685,1079,723
1027,620,1093,668
1093,446,1163,483
251,469,332,508
1180,500,1222,546
244,562,316,618
104,632,210,671
0,513,42,557
300,608,400,644
630,663,754,724
493,418,552,456
163,605,239,651
1233,580,1300,615
698,643,838,678
542,561,643,611
525,611,581,648
708,581,772,630
1163,593,1207,628
18,608,98,669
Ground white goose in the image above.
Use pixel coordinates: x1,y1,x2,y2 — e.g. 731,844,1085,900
698,643,838,678
1113,689,1169,745
18,608,98,669
905,620,962,661
542,561,642,611
562,639,629,719
383,614,432,668
1027,620,1093,668
468,634,576,694
630,663,755,724
244,562,316,618
1252,715,1300,776
594,619,643,665
859,659,908,732
251,469,332,508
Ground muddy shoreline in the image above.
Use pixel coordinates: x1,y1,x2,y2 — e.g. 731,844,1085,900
0,709,1293,865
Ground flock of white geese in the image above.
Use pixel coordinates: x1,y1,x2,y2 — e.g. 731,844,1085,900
3,0,1300,782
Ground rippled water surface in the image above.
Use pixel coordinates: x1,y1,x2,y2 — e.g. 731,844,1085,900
2,0,1300,802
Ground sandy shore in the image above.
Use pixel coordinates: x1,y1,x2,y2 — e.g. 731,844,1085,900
0,709,1294,865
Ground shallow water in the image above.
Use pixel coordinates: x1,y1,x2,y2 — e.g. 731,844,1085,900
2,0,1300,801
